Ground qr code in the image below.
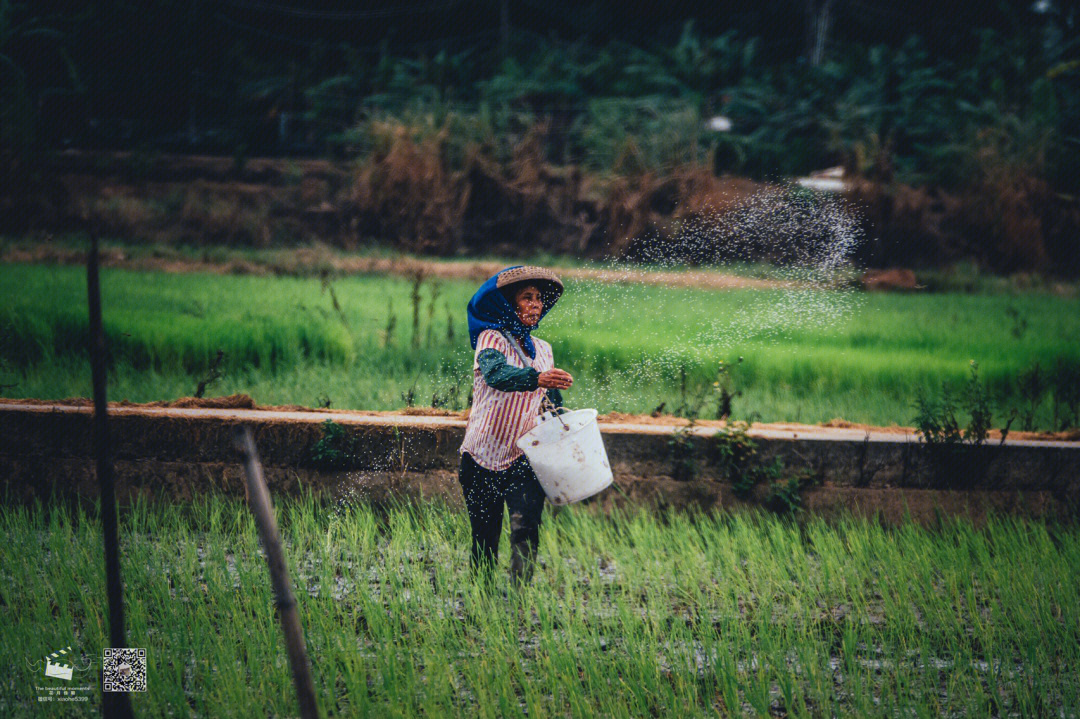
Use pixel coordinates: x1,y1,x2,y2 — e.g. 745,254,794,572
102,648,146,692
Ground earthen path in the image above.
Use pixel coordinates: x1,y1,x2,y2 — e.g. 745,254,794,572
2,246,796,290
3,401,1075,447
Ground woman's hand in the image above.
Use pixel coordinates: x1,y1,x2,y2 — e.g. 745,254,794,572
537,368,573,390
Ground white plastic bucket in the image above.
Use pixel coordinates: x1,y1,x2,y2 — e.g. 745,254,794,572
516,409,613,505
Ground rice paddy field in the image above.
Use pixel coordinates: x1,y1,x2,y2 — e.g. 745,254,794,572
3,260,1079,428
2,496,1078,717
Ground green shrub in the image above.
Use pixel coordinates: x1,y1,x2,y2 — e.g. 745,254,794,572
306,420,362,470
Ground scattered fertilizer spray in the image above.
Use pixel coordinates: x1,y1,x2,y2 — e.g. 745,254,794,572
545,184,867,412
336,185,865,509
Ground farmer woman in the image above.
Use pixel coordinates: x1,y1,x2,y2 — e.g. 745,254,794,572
459,266,573,584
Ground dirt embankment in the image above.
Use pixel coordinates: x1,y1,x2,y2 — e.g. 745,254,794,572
5,395,1076,442
1,243,792,290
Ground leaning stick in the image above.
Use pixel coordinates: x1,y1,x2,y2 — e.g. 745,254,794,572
88,231,135,719
233,427,320,719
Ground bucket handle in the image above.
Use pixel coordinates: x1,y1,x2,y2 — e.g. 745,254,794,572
540,394,571,430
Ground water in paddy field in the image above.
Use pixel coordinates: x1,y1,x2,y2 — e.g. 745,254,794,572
544,185,867,412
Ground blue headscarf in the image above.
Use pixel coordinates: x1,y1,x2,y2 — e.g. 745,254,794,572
467,266,560,359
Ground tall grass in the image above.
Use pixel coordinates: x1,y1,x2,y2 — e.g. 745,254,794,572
1,496,1077,717
2,263,1078,427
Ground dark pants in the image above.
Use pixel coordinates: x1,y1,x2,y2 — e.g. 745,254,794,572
458,451,546,582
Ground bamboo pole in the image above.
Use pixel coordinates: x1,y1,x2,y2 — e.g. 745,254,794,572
233,426,320,719
88,232,136,719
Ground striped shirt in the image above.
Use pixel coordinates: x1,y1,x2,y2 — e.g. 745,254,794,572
460,329,554,471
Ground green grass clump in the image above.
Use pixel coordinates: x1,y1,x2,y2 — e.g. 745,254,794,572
2,262,1079,427
1,496,1078,717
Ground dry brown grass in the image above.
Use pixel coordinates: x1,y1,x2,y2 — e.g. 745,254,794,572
848,172,1080,275
30,146,1080,274
349,127,467,255
598,168,765,258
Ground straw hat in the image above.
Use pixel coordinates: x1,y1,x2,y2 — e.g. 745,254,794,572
496,266,563,303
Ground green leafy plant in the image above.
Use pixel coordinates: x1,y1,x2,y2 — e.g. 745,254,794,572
431,378,464,411
965,362,995,445
668,420,698,482
674,364,711,420
306,419,361,470
400,369,422,409
1017,362,1048,432
1050,358,1080,432
763,476,805,515
712,421,761,498
912,361,1011,487
711,422,817,512
713,356,744,420
762,467,821,515
913,361,999,448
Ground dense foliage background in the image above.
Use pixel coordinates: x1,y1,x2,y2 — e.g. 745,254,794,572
3,1,1078,272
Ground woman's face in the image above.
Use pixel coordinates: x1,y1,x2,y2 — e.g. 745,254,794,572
513,285,543,327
